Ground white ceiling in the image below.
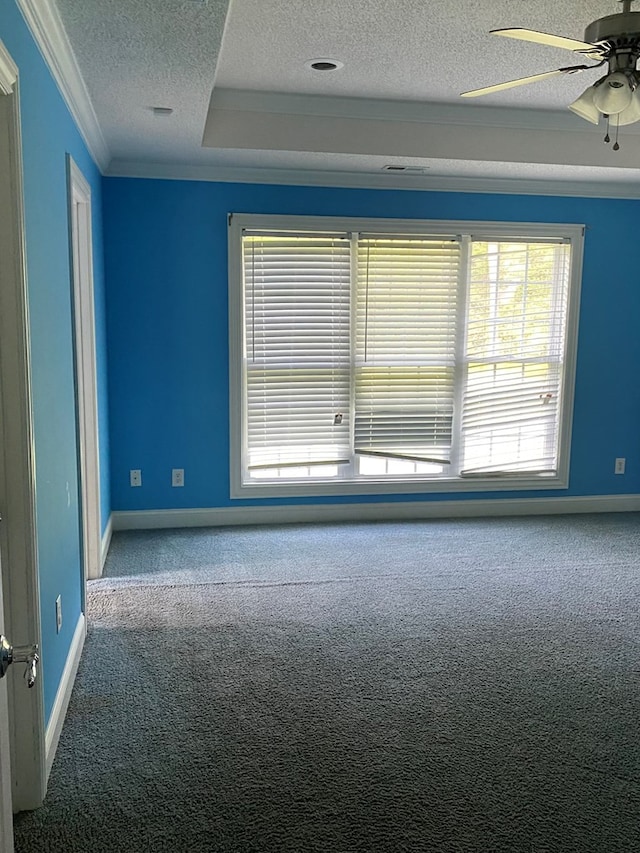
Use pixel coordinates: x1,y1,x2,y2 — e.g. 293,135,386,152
47,0,640,193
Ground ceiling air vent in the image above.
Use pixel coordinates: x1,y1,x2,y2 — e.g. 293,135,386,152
305,59,344,72
382,165,429,173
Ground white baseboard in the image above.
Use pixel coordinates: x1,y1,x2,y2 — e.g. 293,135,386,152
45,612,86,779
111,494,640,531
101,513,113,569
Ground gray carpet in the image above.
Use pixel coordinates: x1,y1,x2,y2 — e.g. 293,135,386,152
13,515,640,852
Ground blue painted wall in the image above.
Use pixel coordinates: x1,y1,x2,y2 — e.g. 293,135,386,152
103,178,640,510
1,2,110,721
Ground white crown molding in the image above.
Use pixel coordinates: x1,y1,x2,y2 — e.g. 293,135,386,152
0,40,18,95
105,158,640,200
16,0,110,172
111,494,640,531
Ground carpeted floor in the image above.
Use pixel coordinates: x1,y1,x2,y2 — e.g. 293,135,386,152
13,515,640,852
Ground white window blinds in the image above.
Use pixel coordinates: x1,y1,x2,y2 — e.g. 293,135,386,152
461,240,570,475
354,236,461,463
243,233,351,470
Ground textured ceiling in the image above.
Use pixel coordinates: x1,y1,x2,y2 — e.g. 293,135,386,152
53,0,230,162
215,0,616,107
51,0,640,187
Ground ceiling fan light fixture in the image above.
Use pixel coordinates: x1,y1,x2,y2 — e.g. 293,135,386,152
592,71,633,115
614,87,640,125
568,86,601,124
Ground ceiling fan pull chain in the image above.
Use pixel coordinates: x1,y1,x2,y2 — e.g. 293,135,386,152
604,115,611,143
613,116,621,150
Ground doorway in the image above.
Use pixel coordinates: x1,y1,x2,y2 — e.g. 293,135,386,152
68,156,102,583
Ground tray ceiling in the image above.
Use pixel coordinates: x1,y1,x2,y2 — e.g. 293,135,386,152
48,0,640,192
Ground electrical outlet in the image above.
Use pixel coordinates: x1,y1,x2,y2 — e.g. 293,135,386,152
172,468,185,487
615,457,626,475
130,469,142,487
55,595,62,633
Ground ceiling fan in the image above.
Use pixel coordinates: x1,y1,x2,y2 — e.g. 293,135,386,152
461,0,640,149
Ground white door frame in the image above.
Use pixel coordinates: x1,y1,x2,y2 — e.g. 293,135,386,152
0,573,12,850
0,38,47,836
67,157,101,581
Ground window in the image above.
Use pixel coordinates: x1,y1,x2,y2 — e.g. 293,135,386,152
229,215,582,498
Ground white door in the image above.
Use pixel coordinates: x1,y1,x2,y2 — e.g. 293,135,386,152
68,157,102,581
0,616,39,853
0,39,47,846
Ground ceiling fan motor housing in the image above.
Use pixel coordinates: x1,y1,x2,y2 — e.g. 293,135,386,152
585,11,640,71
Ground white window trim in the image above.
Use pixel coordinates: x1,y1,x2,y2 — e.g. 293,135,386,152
228,214,583,500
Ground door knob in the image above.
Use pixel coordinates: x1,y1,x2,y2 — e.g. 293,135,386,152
0,636,39,687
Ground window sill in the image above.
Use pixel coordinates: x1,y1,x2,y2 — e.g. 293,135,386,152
230,472,569,500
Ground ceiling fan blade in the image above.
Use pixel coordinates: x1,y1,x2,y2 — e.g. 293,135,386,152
461,68,566,98
491,28,605,57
